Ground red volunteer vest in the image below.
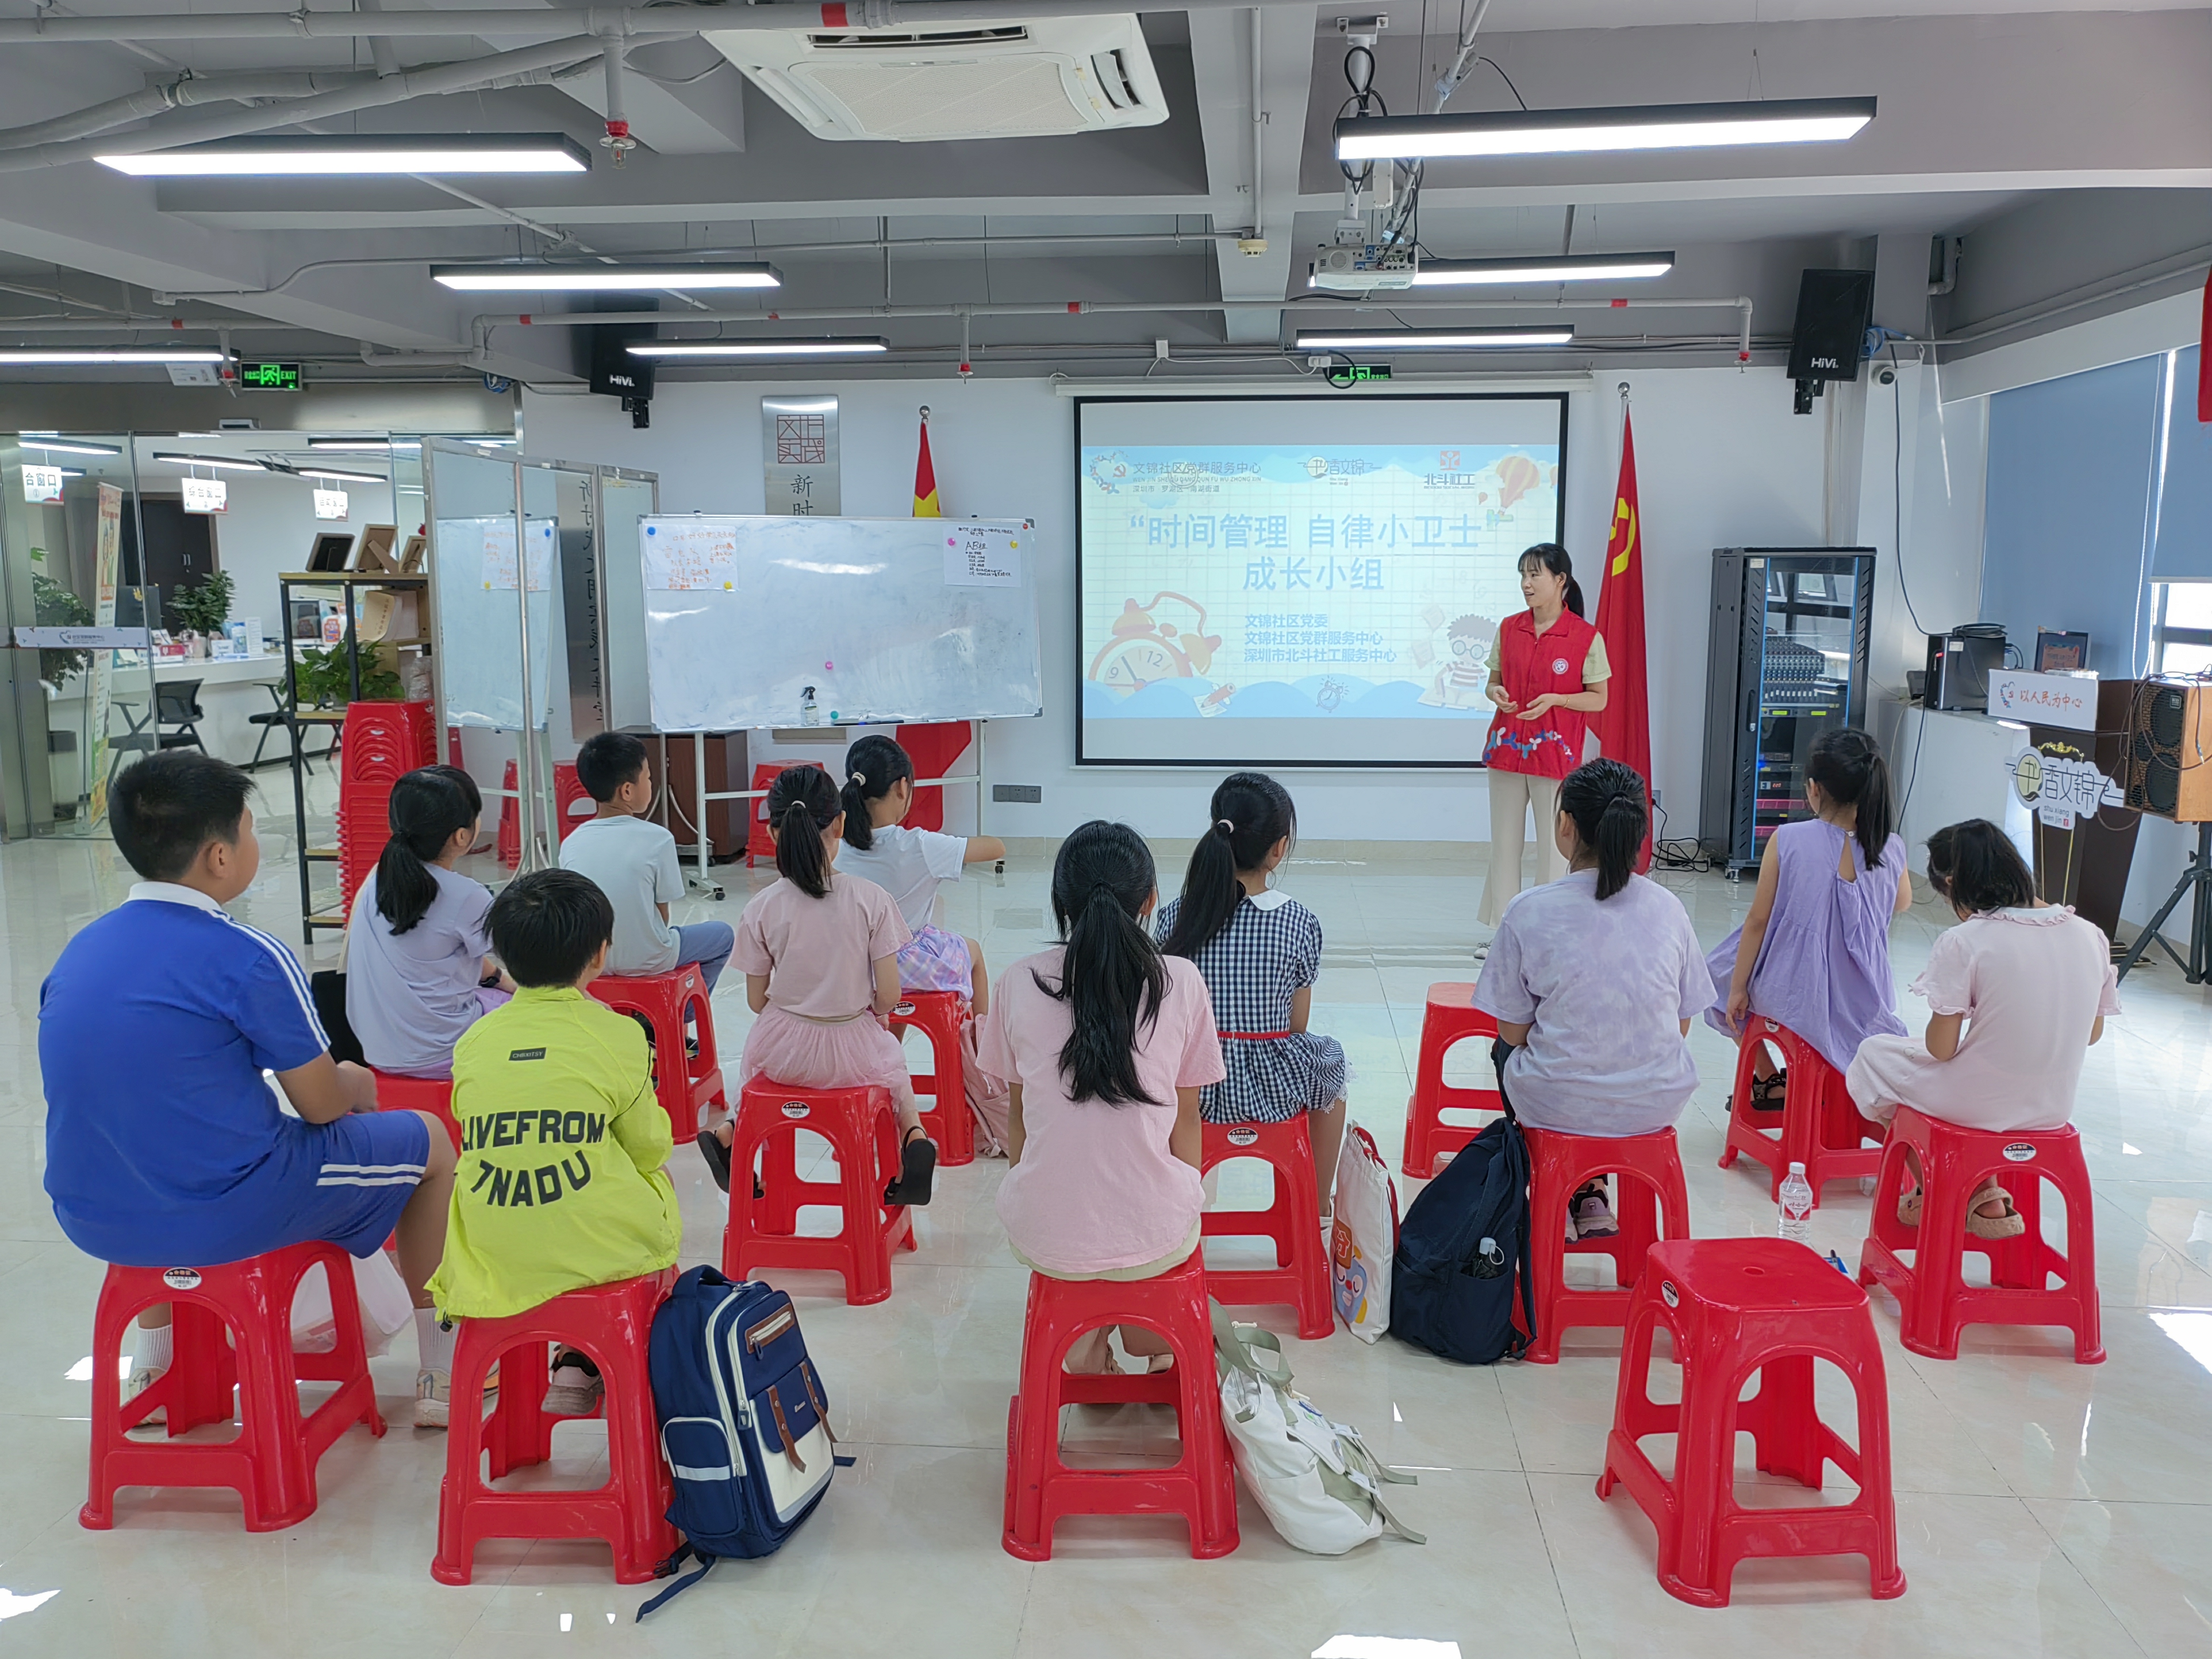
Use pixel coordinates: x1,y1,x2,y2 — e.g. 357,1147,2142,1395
1481,607,1599,780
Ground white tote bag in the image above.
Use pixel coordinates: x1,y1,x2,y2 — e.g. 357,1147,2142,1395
1213,1304,1423,1555
1331,1124,1399,1343
291,1249,414,1358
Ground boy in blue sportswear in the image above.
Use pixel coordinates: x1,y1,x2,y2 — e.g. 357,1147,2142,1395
41,751,462,1426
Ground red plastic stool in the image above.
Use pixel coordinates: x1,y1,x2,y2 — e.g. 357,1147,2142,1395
553,761,593,844
588,965,727,1138
723,1077,918,1306
431,1269,678,1586
744,760,826,865
1200,1117,1332,1340
1597,1238,1905,1608
1858,1107,2103,1363
1001,1253,1238,1561
888,991,975,1168
374,1071,461,1152
1719,1018,1886,1208
1522,1124,1692,1364
1401,984,1501,1177
496,759,520,870
81,1243,385,1532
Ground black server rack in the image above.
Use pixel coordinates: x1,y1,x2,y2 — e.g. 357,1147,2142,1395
1700,547,1877,873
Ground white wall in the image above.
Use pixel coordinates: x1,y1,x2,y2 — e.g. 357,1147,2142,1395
212,469,404,641
521,368,1844,844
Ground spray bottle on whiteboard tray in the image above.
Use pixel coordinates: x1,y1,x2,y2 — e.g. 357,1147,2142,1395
801,685,821,727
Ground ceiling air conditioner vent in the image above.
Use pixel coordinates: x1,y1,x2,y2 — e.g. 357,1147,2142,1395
709,13,1167,142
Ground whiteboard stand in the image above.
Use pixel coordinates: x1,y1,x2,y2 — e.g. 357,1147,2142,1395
684,720,990,893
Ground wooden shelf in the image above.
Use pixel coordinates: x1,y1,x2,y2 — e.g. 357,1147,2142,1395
304,847,340,861
292,709,349,724
279,571,430,587
305,911,348,930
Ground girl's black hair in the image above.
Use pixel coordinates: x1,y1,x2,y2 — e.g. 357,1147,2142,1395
1161,771,1297,960
1519,542,1586,619
767,764,841,899
1924,819,2035,914
375,767,478,935
1034,820,1169,1106
430,762,482,820
1559,757,1648,901
839,734,915,853
1808,726,1894,873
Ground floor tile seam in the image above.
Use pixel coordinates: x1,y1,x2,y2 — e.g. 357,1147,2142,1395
0,1500,78,1573
1514,1467,1588,1659
2014,1493,2155,1657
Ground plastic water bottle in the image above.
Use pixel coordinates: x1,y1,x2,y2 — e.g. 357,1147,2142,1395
1778,1161,1815,1245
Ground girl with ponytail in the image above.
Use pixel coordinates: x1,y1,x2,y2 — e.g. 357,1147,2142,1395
1478,542,1611,935
346,766,509,1078
838,733,1009,1014
1157,773,1350,1208
1472,759,1708,1231
696,764,938,1207
1704,726,1912,1114
980,822,1227,1368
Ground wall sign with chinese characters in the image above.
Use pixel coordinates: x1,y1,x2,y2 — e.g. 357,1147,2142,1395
761,394,840,516
21,464,64,503
1988,669,2096,731
181,475,228,514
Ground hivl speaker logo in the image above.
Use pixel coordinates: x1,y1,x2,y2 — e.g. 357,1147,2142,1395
2001,1142,2037,1163
781,1100,811,1120
1226,1126,1260,1147
161,1267,203,1291
1810,355,1842,370
1660,1280,1680,1308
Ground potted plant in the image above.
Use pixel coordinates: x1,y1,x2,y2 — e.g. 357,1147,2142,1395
28,548,93,688
293,643,402,708
170,570,236,657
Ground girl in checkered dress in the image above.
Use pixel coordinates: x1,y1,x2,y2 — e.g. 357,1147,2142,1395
1157,773,1350,1208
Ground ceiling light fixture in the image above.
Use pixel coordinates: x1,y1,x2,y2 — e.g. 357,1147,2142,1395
431,264,780,292
1297,327,1575,349
21,438,123,456
0,349,227,365
1334,96,1875,161
626,339,891,359
296,467,387,484
97,133,592,177
150,452,269,473
1405,251,1677,286
306,438,422,451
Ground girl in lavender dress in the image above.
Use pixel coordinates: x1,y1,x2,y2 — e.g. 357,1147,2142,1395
1704,727,1912,1107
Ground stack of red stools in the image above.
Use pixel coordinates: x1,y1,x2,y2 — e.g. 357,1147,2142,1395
744,760,827,865
335,700,436,912
554,761,592,843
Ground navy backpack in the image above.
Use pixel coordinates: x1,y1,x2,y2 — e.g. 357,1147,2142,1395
638,1266,851,1619
1390,1110,1536,1365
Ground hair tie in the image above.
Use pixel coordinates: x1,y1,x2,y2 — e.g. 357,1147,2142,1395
1216,818,1235,834
850,771,866,785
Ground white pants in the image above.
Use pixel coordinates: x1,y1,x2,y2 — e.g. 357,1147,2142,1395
1480,770,1563,927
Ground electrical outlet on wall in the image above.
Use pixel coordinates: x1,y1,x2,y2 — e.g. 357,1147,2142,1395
992,784,1042,804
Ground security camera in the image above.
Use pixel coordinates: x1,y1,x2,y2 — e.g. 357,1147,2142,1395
1875,365,1897,386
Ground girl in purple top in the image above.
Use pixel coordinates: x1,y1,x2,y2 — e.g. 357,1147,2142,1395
1705,728,1911,1105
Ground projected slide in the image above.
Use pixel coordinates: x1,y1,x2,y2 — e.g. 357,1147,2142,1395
1077,395,1565,766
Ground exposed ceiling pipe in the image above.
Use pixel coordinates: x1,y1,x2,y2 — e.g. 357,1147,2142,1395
0,0,1317,43
1249,9,1264,245
0,69,377,151
0,36,606,172
354,0,404,79
0,315,322,332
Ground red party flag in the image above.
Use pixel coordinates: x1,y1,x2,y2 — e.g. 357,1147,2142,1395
913,409,942,517
1590,408,1654,873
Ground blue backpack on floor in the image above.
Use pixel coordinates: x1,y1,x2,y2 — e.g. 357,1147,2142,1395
638,1266,852,1620
1390,1111,1536,1366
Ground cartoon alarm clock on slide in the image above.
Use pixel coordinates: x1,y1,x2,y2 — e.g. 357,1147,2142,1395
1088,593,1223,690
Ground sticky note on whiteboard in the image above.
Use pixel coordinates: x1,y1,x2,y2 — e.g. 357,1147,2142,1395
945,525,1021,588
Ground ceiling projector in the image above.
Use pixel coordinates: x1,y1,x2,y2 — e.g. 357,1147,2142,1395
1310,245,1418,292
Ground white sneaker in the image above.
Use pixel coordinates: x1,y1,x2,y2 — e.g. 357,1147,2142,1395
542,1352,605,1417
124,1365,166,1428
1570,1190,1620,1239
414,1367,451,1429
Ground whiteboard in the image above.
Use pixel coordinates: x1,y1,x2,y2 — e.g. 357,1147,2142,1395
432,515,557,730
637,515,1042,731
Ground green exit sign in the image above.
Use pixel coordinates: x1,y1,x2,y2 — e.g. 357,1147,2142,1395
238,361,302,391
1324,361,1393,387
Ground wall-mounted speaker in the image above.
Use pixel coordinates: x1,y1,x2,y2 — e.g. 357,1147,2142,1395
581,296,657,427
1787,268,1874,413
2122,678,2212,822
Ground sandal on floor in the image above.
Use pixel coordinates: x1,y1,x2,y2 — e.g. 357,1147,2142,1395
884,1127,938,1208
695,1128,732,1193
1897,1185,1924,1228
1749,1071,1788,1112
1965,1183,2027,1240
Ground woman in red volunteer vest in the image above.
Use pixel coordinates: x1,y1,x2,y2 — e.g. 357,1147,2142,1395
1479,542,1610,932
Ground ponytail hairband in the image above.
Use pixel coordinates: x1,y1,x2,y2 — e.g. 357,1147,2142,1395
1216,818,1236,834
851,771,867,785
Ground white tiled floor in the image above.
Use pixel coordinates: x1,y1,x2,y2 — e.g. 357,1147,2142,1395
4,792,2211,1657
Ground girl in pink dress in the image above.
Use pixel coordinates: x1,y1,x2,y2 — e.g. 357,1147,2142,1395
696,765,936,1208
980,821,1225,1373
1846,819,2119,1239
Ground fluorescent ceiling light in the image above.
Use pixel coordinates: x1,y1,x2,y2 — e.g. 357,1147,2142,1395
307,438,421,451
21,438,123,456
1406,251,1676,286
1335,96,1876,161
0,349,226,365
97,133,591,177
432,264,779,292
628,339,890,359
298,467,387,484
1298,327,1575,349
150,451,268,472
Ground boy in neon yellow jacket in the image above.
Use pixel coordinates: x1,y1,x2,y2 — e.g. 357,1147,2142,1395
426,867,680,1421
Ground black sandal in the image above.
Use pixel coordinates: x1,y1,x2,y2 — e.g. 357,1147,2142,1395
884,1127,938,1208
1750,1070,1788,1111
695,1128,732,1193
